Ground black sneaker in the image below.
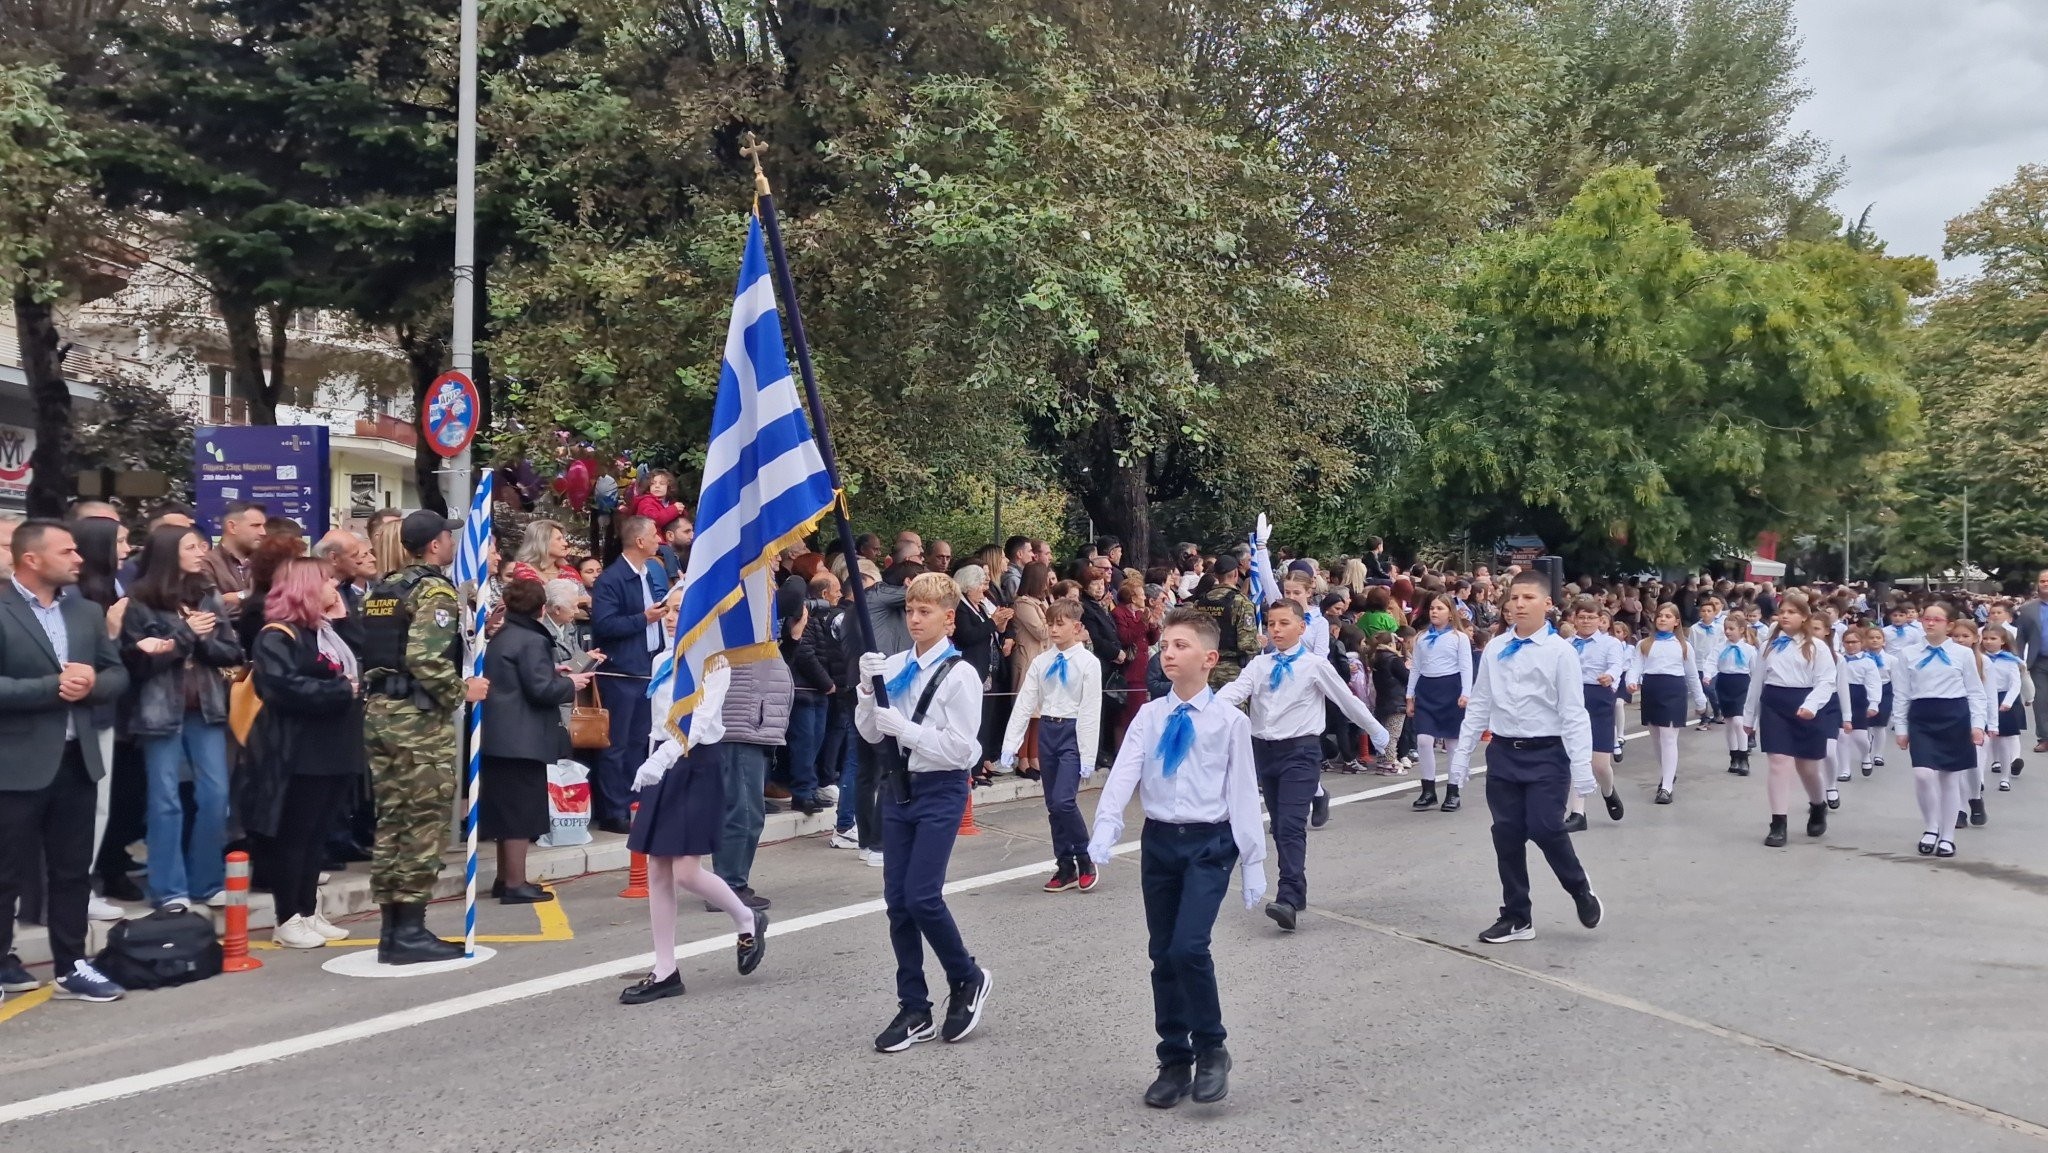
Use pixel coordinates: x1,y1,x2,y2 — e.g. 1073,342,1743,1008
620,970,684,1005
1603,790,1625,821
874,1007,938,1052
2012,757,2025,777
941,968,993,1042
52,960,124,1002
1574,889,1603,929
1310,791,1330,828
1,954,41,994
1478,917,1534,944
1970,799,1987,826
1562,812,1588,833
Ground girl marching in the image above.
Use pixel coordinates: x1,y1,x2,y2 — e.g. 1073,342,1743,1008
1862,623,1893,773
1629,602,1707,805
1946,618,1994,827
1981,624,2027,793
1406,594,1472,810
1832,627,1883,806
1717,615,1758,776
1891,603,1986,858
1742,593,1837,848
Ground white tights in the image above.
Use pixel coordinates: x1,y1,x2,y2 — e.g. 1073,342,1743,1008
647,855,756,981
1725,717,1750,753
1766,754,1825,816
1653,725,1680,790
1914,767,1965,841
1416,735,1439,783
1996,734,2022,772
1835,729,1867,781
1567,751,1615,815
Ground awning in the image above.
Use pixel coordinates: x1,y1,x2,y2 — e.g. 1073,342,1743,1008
1745,555,1786,579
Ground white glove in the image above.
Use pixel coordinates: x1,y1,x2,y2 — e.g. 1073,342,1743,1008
633,741,682,791
998,753,1017,771
1086,839,1114,870
858,652,888,685
1242,873,1267,911
872,706,915,742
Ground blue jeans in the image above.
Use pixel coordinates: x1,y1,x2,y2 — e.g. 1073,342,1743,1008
713,743,771,890
141,713,230,906
882,769,977,1012
788,695,828,802
828,697,860,832
1141,819,1237,1065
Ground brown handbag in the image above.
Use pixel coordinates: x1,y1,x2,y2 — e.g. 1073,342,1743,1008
567,682,611,750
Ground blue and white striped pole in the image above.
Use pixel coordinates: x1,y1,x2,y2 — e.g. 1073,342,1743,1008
455,469,494,959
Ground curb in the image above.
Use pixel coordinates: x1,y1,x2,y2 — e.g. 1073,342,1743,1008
7,773,1065,972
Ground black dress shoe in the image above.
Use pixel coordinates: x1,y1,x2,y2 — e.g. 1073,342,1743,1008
1603,790,1624,820
620,970,684,1005
1411,785,1437,810
1264,902,1298,932
1654,787,1673,804
1562,812,1587,833
1764,817,1788,848
1192,1046,1231,1104
1806,802,1827,838
737,911,769,975
500,883,555,904
1310,791,1330,828
1970,799,1987,826
1144,1063,1194,1109
1439,786,1461,813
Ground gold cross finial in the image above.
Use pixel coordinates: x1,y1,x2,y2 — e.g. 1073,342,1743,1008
739,132,771,197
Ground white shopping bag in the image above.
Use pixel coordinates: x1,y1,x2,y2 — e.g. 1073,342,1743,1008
538,759,593,847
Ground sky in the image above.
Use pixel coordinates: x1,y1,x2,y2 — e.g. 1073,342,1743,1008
1789,0,2048,280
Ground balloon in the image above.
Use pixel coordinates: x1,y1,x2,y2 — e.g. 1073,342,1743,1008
555,458,593,511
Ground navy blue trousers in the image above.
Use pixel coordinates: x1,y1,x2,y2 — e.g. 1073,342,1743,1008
1037,718,1089,859
882,768,979,1013
1141,819,1238,1066
1253,735,1320,909
1485,739,1591,924
596,674,652,825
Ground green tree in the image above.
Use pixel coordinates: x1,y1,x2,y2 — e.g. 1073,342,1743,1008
1884,165,2048,585
1394,165,1922,568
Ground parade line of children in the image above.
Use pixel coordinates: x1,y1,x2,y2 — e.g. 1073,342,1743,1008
614,555,2032,1111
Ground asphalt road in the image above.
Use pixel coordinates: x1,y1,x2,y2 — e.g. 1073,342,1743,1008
5,720,2048,1153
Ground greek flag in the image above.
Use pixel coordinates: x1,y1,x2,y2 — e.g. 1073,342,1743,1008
650,216,837,747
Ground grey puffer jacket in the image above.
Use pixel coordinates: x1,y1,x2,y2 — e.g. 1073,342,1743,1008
721,656,792,746
119,594,245,737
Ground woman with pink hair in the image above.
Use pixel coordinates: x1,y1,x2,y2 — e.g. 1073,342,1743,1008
247,558,365,949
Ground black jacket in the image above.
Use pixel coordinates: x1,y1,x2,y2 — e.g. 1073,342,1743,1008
120,594,243,737
243,622,367,838
481,613,576,761
1081,599,1122,673
952,596,1002,689
781,632,834,696
809,599,849,692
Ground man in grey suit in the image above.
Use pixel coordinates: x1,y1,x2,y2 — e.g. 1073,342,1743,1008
2014,570,2048,753
0,520,130,1003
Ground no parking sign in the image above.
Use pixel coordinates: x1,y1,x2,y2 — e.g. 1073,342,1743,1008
421,371,480,459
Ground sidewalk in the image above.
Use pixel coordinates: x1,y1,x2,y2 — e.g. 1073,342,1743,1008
7,773,1068,971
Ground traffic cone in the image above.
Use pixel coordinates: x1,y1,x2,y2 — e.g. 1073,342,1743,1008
958,793,980,836
619,803,650,898
220,851,262,972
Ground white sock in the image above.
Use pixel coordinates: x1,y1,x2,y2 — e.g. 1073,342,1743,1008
1657,726,1679,790
1726,719,1748,753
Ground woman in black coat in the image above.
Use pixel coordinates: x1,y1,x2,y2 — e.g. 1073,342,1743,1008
481,578,592,903
246,559,365,948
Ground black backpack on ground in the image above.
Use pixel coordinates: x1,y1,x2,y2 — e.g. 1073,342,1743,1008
92,908,223,990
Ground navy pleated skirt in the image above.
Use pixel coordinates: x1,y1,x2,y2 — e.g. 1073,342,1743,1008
1759,684,1828,760
1583,683,1617,753
1999,701,2027,738
1714,672,1750,721
1412,673,1466,740
628,743,727,858
1876,681,1894,726
1639,673,1688,728
1849,684,1874,730
1907,697,1975,772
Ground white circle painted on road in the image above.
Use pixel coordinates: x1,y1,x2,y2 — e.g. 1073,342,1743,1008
322,946,498,979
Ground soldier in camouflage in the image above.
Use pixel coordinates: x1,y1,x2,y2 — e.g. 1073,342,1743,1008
1191,555,1260,691
359,511,490,965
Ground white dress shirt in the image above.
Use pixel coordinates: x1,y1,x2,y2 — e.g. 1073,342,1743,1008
1215,644,1388,749
626,557,662,652
1301,605,1330,659
1405,626,1475,698
1449,628,1594,793
1841,652,1883,717
999,643,1102,769
1631,635,1708,711
1988,651,2025,711
1889,638,1989,736
855,640,985,772
1882,621,1925,658
1088,687,1269,908
1717,639,1757,677
1742,632,1840,725
1567,631,1629,687
1689,617,1726,679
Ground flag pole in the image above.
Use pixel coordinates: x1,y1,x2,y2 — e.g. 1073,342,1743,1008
742,136,909,789
457,471,494,960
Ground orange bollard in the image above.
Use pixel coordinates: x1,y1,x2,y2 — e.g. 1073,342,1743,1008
619,803,649,898
957,793,980,836
220,851,262,972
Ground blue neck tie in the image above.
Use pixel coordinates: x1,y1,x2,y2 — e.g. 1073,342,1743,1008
1047,652,1069,686
1770,635,1791,653
1730,647,1747,669
1157,703,1197,778
1870,652,1884,669
1269,648,1304,691
1656,630,1675,640
1919,646,1951,669
885,643,954,700
1426,627,1447,646
1571,635,1590,652
1893,626,1907,639
1500,635,1536,661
